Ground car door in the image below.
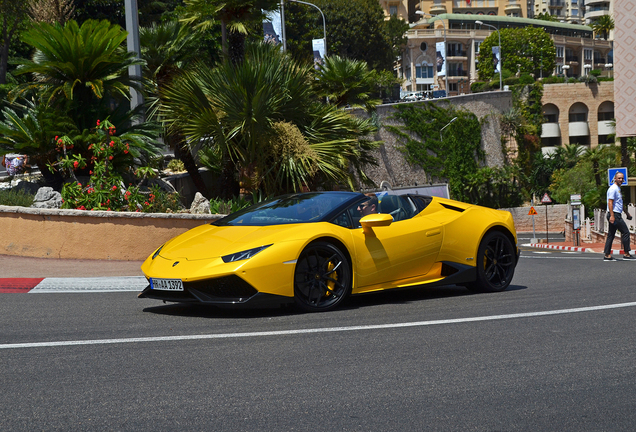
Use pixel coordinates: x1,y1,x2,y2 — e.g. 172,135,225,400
339,195,443,292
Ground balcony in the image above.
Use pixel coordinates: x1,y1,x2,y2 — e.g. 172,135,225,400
566,55,579,63
542,123,561,139
569,122,590,137
447,70,468,77
598,121,614,136
505,1,522,14
549,0,564,7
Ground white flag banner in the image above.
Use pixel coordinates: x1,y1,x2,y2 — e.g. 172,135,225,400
436,41,446,77
492,45,501,74
312,38,325,70
263,9,282,46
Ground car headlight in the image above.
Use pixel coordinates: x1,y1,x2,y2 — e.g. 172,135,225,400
152,245,164,260
222,244,272,263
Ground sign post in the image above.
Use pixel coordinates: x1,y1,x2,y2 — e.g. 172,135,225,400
541,193,552,244
528,202,538,243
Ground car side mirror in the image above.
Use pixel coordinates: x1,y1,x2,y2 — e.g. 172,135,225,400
360,213,393,234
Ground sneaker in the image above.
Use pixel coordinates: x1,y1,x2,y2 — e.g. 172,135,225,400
623,255,636,260
604,256,615,261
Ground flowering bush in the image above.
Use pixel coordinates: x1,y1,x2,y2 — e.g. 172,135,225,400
59,120,181,212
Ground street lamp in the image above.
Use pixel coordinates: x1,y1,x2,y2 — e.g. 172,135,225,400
583,63,592,76
440,116,458,141
562,64,570,77
416,11,448,97
605,63,613,78
475,20,502,92
281,0,327,57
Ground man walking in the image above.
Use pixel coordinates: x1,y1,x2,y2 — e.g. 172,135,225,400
604,172,633,261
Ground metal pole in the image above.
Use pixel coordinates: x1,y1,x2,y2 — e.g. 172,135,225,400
280,0,287,51
124,0,143,111
545,204,549,245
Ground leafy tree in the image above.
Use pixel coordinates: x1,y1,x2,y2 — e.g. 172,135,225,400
0,101,75,188
534,13,558,22
181,0,278,65
160,42,379,196
0,0,30,84
313,55,381,111
477,27,555,81
592,15,614,41
29,0,75,24
13,19,144,131
285,0,398,71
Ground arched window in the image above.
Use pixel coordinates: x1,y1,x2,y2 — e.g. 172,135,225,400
597,101,614,121
543,104,559,123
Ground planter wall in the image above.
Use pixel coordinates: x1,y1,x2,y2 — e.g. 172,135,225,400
0,206,222,261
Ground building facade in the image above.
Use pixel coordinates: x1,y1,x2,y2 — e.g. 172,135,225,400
401,14,612,96
541,82,614,151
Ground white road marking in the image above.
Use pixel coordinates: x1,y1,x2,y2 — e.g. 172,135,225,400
2,301,636,350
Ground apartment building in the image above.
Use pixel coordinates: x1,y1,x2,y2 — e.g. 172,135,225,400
401,14,611,96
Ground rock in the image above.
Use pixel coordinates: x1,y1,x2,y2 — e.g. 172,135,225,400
31,187,63,209
190,192,211,214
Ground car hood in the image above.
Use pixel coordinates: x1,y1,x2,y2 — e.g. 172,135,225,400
157,223,311,261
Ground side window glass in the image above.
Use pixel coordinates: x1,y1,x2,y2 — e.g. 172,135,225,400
377,195,416,222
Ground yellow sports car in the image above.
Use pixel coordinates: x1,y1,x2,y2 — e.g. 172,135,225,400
139,191,519,312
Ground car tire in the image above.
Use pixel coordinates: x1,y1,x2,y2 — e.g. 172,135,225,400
294,241,352,312
466,231,516,293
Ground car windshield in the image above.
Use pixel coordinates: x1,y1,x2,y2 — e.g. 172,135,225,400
214,192,360,226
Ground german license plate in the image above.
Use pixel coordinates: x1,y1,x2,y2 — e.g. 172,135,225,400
150,278,184,291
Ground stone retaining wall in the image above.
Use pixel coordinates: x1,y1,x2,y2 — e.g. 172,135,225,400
0,206,222,261
1,201,570,261
503,204,569,233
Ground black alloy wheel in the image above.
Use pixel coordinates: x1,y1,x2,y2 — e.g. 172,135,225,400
294,242,352,312
467,231,516,293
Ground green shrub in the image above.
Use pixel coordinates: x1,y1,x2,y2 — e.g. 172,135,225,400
471,81,487,93
519,73,535,84
598,77,614,82
541,76,566,84
209,196,254,214
590,69,602,77
0,188,35,207
503,76,519,86
568,77,577,83
167,159,185,172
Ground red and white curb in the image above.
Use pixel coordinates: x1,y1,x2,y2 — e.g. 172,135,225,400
524,243,624,255
0,276,147,294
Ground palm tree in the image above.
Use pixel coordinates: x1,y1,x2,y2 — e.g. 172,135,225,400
160,42,379,196
313,55,381,111
13,19,144,131
181,0,278,65
140,20,211,197
592,15,614,41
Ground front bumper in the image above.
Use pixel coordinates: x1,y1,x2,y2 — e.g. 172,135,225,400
138,274,293,308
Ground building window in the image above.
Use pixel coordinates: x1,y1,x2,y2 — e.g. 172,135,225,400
556,46,564,59
447,43,464,56
544,114,558,123
598,111,614,121
569,112,587,122
448,63,465,76
389,5,398,15
448,83,458,92
584,49,593,61
415,64,434,79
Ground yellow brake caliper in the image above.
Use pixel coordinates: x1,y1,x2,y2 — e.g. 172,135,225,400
325,261,337,296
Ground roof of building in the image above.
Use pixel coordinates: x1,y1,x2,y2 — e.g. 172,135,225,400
425,13,593,32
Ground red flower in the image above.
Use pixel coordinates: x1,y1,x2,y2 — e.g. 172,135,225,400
96,120,101,126
109,156,113,160
73,161,79,169
112,185,117,191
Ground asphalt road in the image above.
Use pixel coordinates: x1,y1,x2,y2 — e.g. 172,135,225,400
2,249,636,431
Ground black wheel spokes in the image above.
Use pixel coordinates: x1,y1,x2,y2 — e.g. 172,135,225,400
298,248,345,306
484,237,514,287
